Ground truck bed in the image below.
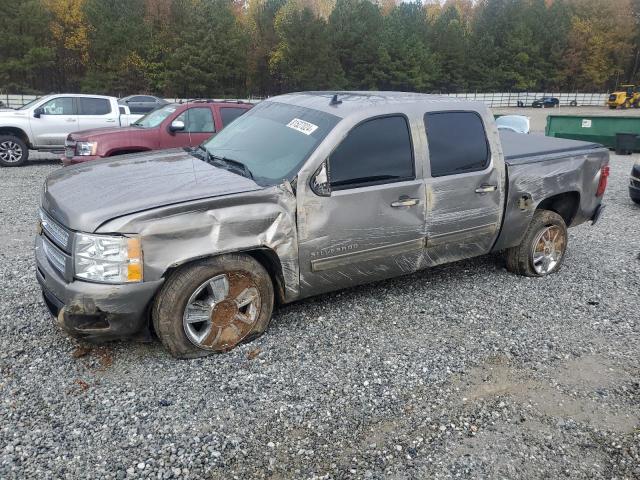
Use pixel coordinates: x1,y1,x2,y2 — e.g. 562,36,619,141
500,131,603,165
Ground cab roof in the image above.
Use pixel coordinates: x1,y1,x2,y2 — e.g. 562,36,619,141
268,91,483,119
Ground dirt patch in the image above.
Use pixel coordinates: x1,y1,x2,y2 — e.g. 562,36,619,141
461,355,639,434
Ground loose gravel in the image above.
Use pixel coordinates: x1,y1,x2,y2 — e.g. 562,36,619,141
1,149,639,479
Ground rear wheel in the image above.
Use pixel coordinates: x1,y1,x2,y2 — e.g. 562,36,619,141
0,135,28,167
153,254,274,359
505,210,568,277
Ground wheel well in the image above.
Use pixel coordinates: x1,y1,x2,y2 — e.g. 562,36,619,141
246,249,287,305
0,127,31,148
536,191,580,226
161,248,287,304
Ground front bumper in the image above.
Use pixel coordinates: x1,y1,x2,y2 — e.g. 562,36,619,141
61,155,101,166
35,234,163,341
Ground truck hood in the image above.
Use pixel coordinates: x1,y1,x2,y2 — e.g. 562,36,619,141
42,149,263,232
69,125,145,139
0,110,29,118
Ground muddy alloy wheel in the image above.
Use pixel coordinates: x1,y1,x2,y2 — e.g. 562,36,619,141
183,272,262,350
531,225,566,275
505,210,568,277
153,254,274,359
0,135,28,167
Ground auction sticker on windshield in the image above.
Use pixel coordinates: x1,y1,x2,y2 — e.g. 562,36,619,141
287,118,319,135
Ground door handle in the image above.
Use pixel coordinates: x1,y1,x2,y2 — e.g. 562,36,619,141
391,197,419,208
65,118,76,122
105,119,116,123
475,184,497,194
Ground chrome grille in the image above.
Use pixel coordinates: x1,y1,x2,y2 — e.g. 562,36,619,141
42,236,67,275
39,209,71,252
64,139,76,159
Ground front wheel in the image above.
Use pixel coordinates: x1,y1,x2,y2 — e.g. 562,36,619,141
152,254,274,358
505,210,568,277
0,135,29,167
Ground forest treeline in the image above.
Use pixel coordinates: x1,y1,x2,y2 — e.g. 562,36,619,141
2,0,640,97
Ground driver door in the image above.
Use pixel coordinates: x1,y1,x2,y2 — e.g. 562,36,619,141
297,115,426,296
163,107,216,148
30,96,78,148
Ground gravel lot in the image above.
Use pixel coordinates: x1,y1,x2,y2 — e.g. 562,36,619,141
1,120,639,478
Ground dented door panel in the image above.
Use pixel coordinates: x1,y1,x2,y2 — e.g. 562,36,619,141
297,180,426,295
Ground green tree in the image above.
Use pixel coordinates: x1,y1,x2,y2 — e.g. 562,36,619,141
82,0,151,95
165,0,249,98
0,0,54,93
270,1,344,92
429,3,469,92
246,0,286,96
328,0,384,89
374,1,438,91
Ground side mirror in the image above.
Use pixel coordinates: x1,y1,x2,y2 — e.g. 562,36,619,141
169,119,185,133
33,107,43,118
310,161,330,197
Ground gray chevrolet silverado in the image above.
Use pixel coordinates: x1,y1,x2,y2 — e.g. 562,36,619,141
35,92,609,358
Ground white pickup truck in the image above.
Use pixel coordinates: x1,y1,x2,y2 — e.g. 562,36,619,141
0,94,142,167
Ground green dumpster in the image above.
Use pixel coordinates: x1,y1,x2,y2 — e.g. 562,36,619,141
546,115,640,151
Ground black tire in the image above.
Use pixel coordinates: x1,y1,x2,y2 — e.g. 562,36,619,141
570,100,578,107
152,254,274,359
631,196,640,205
0,135,29,167
505,210,568,277
609,105,617,110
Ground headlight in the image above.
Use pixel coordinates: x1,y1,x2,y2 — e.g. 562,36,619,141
74,234,142,283
76,141,97,156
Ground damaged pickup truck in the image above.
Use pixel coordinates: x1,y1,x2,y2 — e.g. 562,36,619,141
35,92,609,358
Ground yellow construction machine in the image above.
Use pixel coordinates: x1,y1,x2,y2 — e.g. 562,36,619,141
607,84,640,109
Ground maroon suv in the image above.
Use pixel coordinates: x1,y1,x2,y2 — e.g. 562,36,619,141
63,100,252,165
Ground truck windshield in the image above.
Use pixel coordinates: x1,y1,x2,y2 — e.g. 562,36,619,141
132,105,177,128
18,96,49,110
202,101,339,186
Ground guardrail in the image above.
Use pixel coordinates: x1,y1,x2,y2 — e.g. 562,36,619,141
0,92,610,109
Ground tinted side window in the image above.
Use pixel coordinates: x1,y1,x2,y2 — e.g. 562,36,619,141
425,112,489,177
41,97,74,115
130,96,148,102
78,98,111,115
220,107,247,126
175,107,215,133
329,116,414,190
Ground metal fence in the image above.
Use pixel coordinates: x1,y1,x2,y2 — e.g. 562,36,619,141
0,92,610,109
439,92,609,108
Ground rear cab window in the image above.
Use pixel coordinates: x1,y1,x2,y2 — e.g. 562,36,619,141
425,111,490,177
329,115,414,190
220,107,248,127
78,98,112,115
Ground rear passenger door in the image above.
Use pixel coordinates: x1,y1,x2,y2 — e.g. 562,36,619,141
77,97,116,131
423,111,504,265
297,115,426,295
